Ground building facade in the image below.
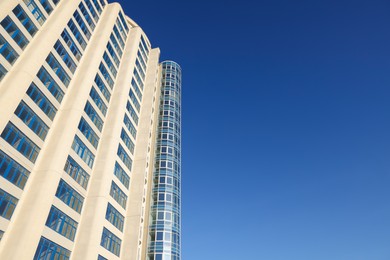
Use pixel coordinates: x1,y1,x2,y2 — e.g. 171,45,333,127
0,0,181,259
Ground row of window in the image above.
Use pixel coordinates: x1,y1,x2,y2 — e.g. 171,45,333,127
123,115,137,139
0,150,30,189
114,161,130,189
55,179,84,213
45,206,78,241
120,129,134,155
105,203,124,231
71,135,94,168
0,34,19,65
101,227,121,256
126,101,139,125
110,181,127,209
14,101,49,140
84,101,104,131
46,52,71,86
0,188,18,220
129,89,140,112
64,156,90,189
1,16,29,50
34,236,71,260
89,87,107,116
26,83,57,120
78,117,99,149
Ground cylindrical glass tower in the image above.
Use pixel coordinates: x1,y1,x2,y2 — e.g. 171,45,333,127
148,61,182,260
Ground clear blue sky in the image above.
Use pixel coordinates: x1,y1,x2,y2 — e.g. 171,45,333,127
116,0,390,259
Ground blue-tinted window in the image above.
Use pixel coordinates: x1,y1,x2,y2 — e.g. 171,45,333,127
120,129,134,156
0,64,7,82
26,83,57,120
103,52,117,77
131,78,142,101
45,206,78,241
1,123,40,163
115,19,126,40
106,203,124,231
84,101,103,131
23,0,46,25
106,42,120,66
117,145,132,172
118,12,129,33
84,0,98,22
73,9,91,39
71,135,95,168
129,89,140,112
99,63,114,88
133,69,144,90
14,101,49,140
109,34,122,57
36,67,64,103
46,53,71,86
64,156,89,189
1,16,29,49
114,161,130,189
39,0,53,15
92,0,102,14
113,26,125,49
78,2,95,30
137,51,146,70
0,150,29,189
54,40,77,73
123,115,137,139
0,34,19,64
61,30,82,62
56,179,84,213
12,5,38,36
101,227,121,256
97,255,107,260
89,87,107,116
140,36,150,55
0,188,18,220
94,74,111,101
78,117,99,148
34,237,71,260
126,101,138,125
110,181,127,209
67,19,86,50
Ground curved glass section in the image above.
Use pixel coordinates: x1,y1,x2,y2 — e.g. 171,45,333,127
148,61,181,260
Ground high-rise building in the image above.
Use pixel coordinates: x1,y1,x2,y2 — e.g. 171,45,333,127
0,0,181,259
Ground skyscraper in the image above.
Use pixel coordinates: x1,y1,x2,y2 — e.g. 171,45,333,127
0,0,181,259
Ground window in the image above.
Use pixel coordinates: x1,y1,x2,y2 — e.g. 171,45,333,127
140,36,150,55
94,74,111,102
84,0,98,22
23,0,46,25
84,101,103,131
54,40,77,73
26,83,57,120
123,115,137,139
114,161,130,189
36,67,64,103
97,255,107,260
34,237,71,260
0,150,30,189
39,0,53,15
1,123,40,163
137,51,146,70
45,206,78,241
106,42,120,66
110,181,127,209
0,64,8,82
115,19,126,40
117,145,132,172
103,52,117,77
109,34,122,57
55,179,84,213
61,29,82,62
133,69,144,90
129,89,140,112
71,135,95,168
73,9,91,39
99,63,114,88
78,117,99,148
131,78,142,101
1,16,29,50
112,26,124,49
78,2,95,30
101,227,121,256
67,19,86,50
64,156,89,189
126,101,138,125
106,203,124,231
12,5,38,36
46,53,71,86
118,12,129,33
135,59,145,80
0,34,19,65
89,87,107,116
120,129,134,156
14,101,49,140
0,188,18,220
0,230,4,241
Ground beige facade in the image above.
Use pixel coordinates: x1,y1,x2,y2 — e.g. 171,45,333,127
0,0,179,259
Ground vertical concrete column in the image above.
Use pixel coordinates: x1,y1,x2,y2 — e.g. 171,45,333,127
122,48,161,260
0,4,120,260
71,25,143,260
